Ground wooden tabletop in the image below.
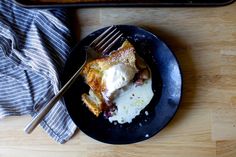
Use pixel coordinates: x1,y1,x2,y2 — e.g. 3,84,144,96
1,2,236,157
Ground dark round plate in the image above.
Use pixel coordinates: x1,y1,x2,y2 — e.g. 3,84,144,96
62,25,182,144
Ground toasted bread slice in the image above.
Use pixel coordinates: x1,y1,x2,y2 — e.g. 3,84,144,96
81,40,137,116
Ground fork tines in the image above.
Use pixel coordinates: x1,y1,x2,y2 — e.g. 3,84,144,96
90,26,123,54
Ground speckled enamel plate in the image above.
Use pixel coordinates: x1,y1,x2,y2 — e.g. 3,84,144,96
62,25,182,144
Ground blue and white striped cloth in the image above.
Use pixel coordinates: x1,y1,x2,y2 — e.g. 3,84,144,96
0,0,77,143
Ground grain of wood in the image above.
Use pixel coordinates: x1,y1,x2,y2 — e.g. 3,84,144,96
212,109,236,141
0,2,236,157
216,141,236,157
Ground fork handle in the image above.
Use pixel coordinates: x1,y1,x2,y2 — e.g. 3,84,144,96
24,62,86,134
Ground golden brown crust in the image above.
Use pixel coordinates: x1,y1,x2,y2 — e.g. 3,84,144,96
81,93,102,117
81,40,137,116
82,40,137,91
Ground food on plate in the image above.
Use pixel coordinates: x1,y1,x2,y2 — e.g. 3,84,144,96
81,39,153,124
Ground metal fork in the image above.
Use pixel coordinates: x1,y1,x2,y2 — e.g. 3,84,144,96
24,26,123,134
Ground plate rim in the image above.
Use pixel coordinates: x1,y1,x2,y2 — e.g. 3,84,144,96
63,24,183,144
14,0,235,8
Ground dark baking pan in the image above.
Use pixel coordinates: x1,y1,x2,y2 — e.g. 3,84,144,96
14,0,235,8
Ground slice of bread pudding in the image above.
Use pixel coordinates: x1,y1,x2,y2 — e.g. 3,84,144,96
81,40,138,117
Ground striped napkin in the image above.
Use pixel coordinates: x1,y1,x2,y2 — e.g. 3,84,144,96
0,0,77,143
